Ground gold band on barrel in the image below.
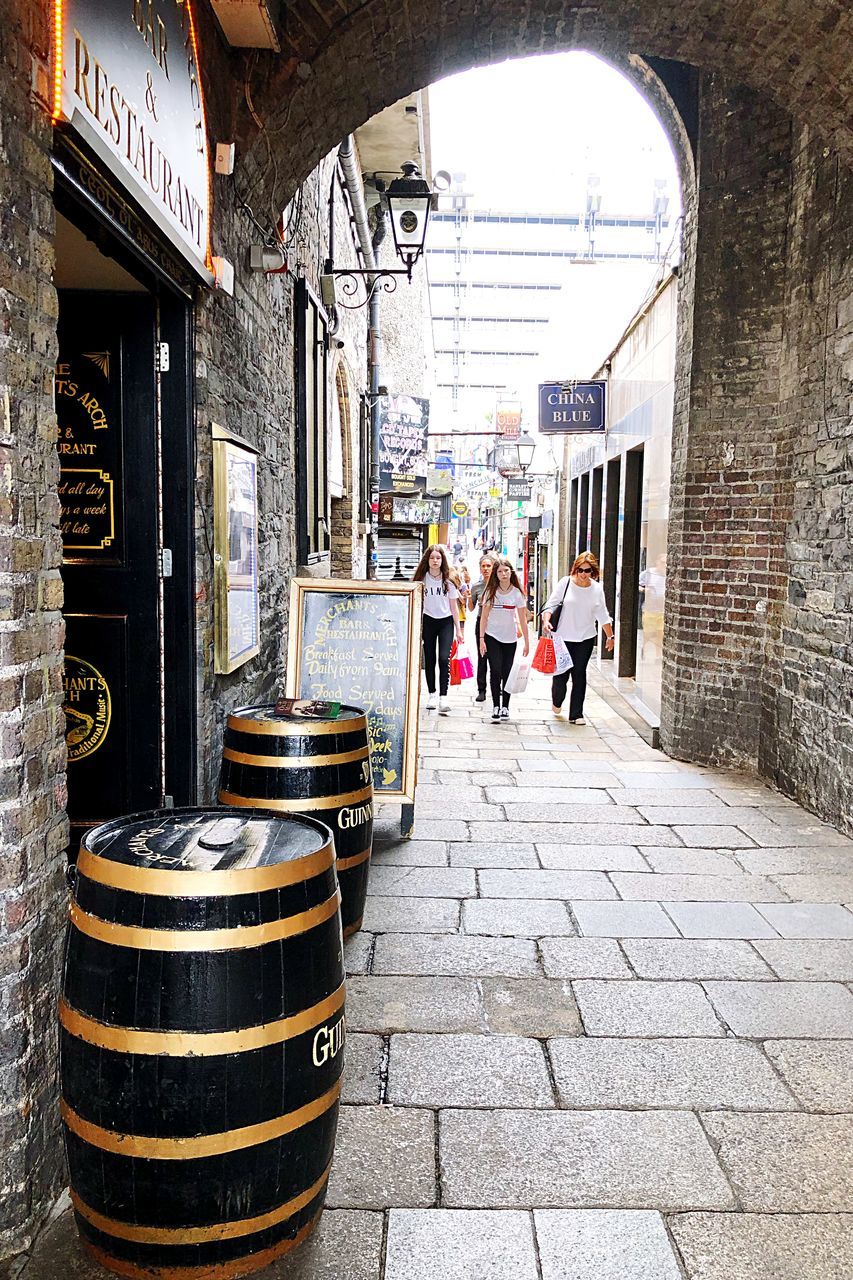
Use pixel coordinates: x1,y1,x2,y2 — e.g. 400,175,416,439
68,892,341,952
219,785,372,812
335,846,371,871
76,841,335,898
227,713,367,737
81,1206,324,1280
59,983,345,1056
61,1078,342,1159
71,1163,331,1244
222,745,369,768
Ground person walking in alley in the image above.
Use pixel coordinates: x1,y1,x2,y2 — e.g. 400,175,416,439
542,552,615,724
478,557,530,721
413,545,463,714
469,553,496,703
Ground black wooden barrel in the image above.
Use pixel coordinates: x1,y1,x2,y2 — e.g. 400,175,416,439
59,807,345,1279
219,702,374,938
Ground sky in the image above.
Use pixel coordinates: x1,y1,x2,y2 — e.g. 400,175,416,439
428,52,681,219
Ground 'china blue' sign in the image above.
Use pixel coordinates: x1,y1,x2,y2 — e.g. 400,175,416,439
539,381,606,434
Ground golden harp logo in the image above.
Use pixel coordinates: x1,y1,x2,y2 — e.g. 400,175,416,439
63,656,111,762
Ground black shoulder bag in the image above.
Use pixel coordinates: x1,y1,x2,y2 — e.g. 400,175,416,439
546,577,571,632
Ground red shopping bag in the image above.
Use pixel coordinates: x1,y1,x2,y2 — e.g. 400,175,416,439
449,638,462,686
531,635,557,674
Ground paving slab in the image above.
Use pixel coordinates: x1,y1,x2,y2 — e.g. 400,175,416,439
372,932,540,978
612,873,784,902
345,976,485,1033
609,788,720,807
755,902,853,938
439,1108,734,1209
462,897,575,937
572,901,679,937
767,873,853,902
548,1037,797,1110
539,937,632,979
385,1210,539,1280
492,771,617,788
361,897,460,934
285,1211,384,1280
344,931,374,975
481,977,583,1036
763,1040,853,1111
536,843,648,871
573,980,724,1037
669,1211,853,1280
639,848,743,875
366,865,476,899
734,820,852,848
534,1208,683,1280
638,806,762,827
703,980,853,1038
501,803,640,823
448,842,539,868
673,826,757,848
341,1033,384,1104
478,869,617,900
469,822,684,845
408,819,470,840
327,1106,436,1209
486,787,615,804
736,847,853,875
371,841,449,867
701,1112,853,1210
663,902,779,939
753,938,853,980
387,1033,554,1108
623,939,774,980
415,802,496,822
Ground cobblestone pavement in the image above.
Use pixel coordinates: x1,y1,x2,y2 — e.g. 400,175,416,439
13,682,853,1279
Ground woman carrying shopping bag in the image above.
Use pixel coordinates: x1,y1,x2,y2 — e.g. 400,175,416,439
413,545,463,715
541,552,614,724
478,558,530,721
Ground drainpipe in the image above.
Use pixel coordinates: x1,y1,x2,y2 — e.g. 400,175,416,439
338,134,386,578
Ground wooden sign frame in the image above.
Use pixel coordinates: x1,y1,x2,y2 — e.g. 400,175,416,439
286,579,423,803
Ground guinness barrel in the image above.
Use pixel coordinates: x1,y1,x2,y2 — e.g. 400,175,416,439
219,702,373,937
60,807,345,1279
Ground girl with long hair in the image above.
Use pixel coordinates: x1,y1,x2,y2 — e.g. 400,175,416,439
469,553,496,702
478,557,530,721
542,551,614,724
413,545,463,714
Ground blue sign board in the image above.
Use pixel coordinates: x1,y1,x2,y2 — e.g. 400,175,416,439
538,381,606,434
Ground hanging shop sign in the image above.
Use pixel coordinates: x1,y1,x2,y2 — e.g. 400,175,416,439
52,0,212,280
496,401,522,439
286,580,423,801
506,478,532,502
451,500,469,518
379,493,444,526
539,381,606,434
378,394,430,492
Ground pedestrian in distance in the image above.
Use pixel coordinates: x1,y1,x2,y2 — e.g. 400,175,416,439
478,557,530,721
542,552,614,724
413,545,463,715
469,553,497,703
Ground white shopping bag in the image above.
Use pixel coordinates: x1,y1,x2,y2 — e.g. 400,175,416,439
505,654,532,695
553,636,574,675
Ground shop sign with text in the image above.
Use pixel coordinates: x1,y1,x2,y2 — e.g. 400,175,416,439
379,395,429,492
53,0,211,279
496,401,522,439
539,381,606,434
506,477,532,501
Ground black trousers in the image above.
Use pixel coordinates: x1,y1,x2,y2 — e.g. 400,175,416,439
474,613,488,695
422,614,454,695
484,634,517,708
551,637,597,719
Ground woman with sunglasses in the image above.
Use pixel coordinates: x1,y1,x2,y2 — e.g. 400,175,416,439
542,552,614,724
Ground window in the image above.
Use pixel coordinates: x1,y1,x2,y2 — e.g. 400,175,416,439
295,278,330,563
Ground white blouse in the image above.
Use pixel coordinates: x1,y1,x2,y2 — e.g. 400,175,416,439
544,577,611,642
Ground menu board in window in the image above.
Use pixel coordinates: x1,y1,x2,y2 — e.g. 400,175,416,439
286,580,423,802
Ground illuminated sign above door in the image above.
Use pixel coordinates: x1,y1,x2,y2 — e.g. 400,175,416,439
52,0,212,280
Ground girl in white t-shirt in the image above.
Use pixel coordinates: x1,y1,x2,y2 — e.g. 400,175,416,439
478,558,530,721
413,545,463,714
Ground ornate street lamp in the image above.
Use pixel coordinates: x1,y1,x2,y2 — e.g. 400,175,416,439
516,430,536,474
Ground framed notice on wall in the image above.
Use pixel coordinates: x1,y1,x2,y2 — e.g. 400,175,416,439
213,425,260,674
286,580,423,802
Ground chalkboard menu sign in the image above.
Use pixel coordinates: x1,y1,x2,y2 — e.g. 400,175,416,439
286,580,423,802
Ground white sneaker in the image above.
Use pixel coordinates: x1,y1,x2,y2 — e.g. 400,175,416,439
500,706,509,720
426,693,437,710
491,705,501,721
439,697,450,715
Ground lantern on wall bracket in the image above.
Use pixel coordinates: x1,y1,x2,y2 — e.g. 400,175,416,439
321,161,440,310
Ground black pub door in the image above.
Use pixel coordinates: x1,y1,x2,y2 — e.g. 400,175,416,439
57,292,162,843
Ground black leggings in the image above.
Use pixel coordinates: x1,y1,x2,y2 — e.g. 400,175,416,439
422,614,454,695
474,613,489,695
484,634,517,708
551,637,596,718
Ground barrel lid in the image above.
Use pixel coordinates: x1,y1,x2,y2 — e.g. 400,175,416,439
232,699,366,725
83,807,330,873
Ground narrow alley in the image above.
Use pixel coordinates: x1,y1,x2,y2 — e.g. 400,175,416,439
17,682,853,1280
